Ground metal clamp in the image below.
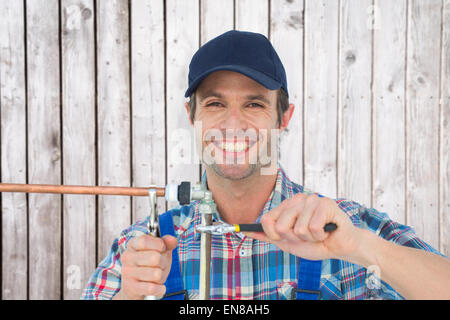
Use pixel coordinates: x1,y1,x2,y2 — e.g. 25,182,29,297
144,188,159,300
147,189,160,237
198,189,216,300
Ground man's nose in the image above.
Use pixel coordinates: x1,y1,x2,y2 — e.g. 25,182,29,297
219,107,248,130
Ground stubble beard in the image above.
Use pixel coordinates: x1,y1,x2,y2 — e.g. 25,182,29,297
209,162,259,181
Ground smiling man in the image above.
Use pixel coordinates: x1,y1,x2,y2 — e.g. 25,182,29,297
82,30,450,300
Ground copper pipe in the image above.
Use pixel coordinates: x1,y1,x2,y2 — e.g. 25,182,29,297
0,183,165,197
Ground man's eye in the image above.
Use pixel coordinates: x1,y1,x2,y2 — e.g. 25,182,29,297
248,103,264,108
206,102,223,107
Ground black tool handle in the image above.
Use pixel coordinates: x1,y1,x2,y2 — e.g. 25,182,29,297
323,222,337,232
177,181,191,205
239,224,264,232
238,223,337,233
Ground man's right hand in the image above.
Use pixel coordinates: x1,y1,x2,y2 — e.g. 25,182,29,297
113,234,178,300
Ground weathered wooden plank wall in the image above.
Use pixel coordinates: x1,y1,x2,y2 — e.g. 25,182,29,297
0,0,448,300
26,0,62,299
61,0,96,300
1,0,27,300
372,0,407,226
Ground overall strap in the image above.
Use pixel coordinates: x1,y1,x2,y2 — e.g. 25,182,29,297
158,210,187,300
293,257,323,300
290,191,324,300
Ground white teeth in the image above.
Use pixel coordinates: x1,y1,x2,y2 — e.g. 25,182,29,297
217,141,249,152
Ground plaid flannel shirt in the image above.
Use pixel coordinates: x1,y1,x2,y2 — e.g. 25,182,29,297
81,164,444,300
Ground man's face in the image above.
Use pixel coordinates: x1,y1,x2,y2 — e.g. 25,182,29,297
189,70,280,180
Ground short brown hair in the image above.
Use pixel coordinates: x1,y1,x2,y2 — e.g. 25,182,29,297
187,88,289,128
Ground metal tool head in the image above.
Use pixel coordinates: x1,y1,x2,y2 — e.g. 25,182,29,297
147,189,160,237
196,223,235,235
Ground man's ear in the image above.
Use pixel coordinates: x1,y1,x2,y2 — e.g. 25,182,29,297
279,103,295,131
185,101,194,126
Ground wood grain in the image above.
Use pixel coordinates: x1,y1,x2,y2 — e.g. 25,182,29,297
235,0,269,34
440,0,450,256
131,0,166,222
0,0,28,300
26,0,61,299
338,0,372,207
96,0,131,261
303,0,339,198
201,0,234,43
406,0,441,248
372,0,407,224
61,0,96,299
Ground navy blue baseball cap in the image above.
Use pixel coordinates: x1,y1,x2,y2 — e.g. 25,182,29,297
185,30,288,98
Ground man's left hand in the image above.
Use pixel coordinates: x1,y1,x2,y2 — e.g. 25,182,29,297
247,193,363,261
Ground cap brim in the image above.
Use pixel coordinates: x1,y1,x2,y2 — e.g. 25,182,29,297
184,65,282,98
